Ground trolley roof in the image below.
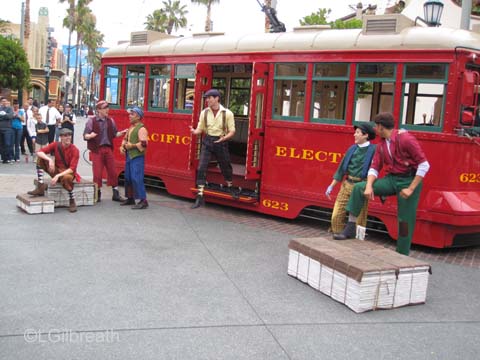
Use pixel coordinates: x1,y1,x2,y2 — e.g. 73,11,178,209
103,24,480,59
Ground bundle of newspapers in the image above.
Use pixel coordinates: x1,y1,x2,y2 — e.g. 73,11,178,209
288,237,431,313
46,181,96,207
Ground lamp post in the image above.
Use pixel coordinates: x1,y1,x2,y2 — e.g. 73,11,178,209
44,64,51,104
415,0,444,27
44,27,54,104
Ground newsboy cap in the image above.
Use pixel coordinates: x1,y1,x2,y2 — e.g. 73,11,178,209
354,122,376,141
203,89,221,98
127,106,144,119
96,100,109,109
59,128,73,136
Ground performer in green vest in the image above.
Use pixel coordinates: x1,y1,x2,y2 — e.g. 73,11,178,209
120,106,149,209
325,123,376,239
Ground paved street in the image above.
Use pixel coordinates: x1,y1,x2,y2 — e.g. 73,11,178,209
1,117,480,359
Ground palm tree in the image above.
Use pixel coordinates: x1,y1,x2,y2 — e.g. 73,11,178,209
144,9,168,32
162,0,188,35
190,0,220,32
82,19,103,105
0,19,11,34
59,0,94,106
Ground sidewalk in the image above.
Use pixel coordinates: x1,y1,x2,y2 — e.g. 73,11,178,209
1,127,479,359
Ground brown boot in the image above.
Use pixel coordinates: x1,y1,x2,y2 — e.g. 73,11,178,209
27,183,47,197
69,199,77,213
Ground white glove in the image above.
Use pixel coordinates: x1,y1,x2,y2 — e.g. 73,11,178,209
325,185,334,199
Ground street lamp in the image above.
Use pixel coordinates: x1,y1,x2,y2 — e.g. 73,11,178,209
44,27,54,103
415,0,444,27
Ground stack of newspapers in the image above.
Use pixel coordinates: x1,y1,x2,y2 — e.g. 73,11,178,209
46,181,96,207
288,237,431,313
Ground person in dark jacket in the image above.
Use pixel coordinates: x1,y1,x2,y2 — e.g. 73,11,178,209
0,97,14,163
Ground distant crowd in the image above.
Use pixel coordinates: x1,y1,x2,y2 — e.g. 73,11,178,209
0,97,94,164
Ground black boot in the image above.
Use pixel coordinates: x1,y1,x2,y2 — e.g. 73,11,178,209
120,198,135,206
333,222,356,240
132,199,148,210
97,189,101,203
112,188,125,202
191,194,205,209
228,186,239,200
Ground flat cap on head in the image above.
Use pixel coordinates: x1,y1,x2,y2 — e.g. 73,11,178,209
96,100,109,110
127,106,144,119
203,89,221,98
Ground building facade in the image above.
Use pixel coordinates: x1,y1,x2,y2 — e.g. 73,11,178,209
1,7,66,104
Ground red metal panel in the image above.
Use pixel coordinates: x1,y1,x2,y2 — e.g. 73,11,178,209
245,62,268,180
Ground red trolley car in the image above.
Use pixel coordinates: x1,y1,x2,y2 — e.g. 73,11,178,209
100,15,480,248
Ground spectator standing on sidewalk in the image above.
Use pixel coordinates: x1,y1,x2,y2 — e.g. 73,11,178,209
119,106,149,209
21,98,34,157
83,100,127,202
0,97,14,163
27,128,79,213
11,103,24,163
61,103,76,143
34,112,49,154
39,99,61,144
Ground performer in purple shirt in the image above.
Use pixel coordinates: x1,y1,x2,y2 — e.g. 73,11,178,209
337,112,430,256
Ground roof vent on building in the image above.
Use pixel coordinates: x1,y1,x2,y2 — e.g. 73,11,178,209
130,30,175,46
363,14,414,35
293,25,331,32
192,32,225,37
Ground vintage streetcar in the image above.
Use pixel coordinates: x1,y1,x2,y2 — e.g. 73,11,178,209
99,14,480,248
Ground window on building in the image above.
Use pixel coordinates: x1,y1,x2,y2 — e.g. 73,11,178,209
174,64,195,113
104,66,122,108
125,65,145,107
312,63,349,123
354,63,395,123
273,63,307,121
148,64,171,112
401,64,448,129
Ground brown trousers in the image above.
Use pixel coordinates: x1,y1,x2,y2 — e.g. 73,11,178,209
37,158,74,192
331,180,368,234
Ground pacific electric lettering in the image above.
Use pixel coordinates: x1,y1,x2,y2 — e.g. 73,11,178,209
275,146,343,163
148,133,190,145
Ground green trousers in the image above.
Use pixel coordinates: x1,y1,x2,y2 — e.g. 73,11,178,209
346,174,422,256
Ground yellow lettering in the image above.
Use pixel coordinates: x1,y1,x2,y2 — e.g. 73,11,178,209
330,152,342,164
166,134,175,143
276,146,287,157
289,148,301,159
302,149,314,161
150,133,160,142
182,136,190,145
315,151,328,162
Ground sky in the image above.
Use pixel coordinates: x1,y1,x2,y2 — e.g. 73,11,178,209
3,0,393,48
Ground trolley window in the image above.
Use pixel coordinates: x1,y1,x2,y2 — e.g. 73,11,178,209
401,64,448,130
354,63,395,123
104,65,122,108
125,65,145,108
174,64,195,113
311,63,349,124
273,63,307,121
148,64,171,112
229,78,251,117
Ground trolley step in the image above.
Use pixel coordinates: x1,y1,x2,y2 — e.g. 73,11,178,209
191,184,258,204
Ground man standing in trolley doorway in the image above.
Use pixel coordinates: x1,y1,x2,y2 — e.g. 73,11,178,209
189,89,236,209
83,100,126,202
325,123,376,240
342,112,430,255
